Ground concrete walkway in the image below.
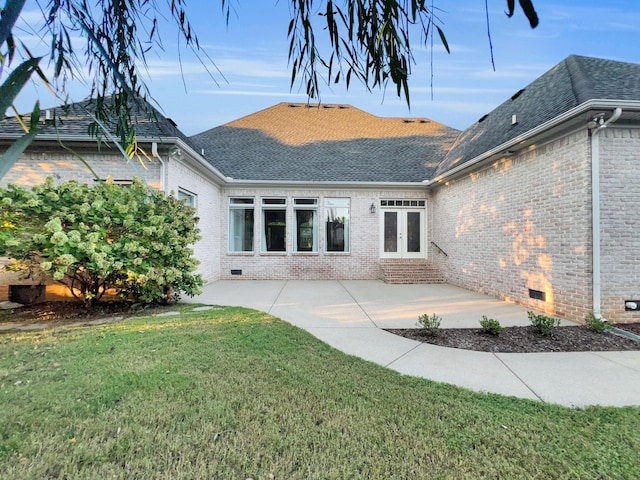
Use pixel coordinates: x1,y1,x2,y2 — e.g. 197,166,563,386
188,280,640,408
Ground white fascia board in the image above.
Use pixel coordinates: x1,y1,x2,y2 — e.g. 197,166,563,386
164,138,228,185
426,99,640,186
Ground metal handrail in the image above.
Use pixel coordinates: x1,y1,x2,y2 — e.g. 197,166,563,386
430,241,448,257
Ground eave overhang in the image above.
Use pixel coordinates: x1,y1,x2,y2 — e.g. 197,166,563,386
425,99,640,188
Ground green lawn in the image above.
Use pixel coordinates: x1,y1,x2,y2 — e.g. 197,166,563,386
1,306,639,479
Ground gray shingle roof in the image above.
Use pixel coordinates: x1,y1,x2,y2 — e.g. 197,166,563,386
0,96,188,143
436,55,640,177
3,55,638,184
190,103,461,182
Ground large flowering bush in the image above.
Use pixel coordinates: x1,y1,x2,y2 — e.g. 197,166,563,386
0,177,202,306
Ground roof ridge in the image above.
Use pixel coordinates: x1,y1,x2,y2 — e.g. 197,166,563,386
564,54,595,104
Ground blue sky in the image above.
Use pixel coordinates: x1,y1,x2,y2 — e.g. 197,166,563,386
12,1,640,135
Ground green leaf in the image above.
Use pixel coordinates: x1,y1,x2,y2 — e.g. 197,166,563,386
0,56,41,121
0,102,39,179
436,26,450,54
505,0,539,28
0,0,27,46
519,0,539,28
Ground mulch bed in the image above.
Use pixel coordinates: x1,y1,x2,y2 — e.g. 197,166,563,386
0,300,177,328
385,325,640,353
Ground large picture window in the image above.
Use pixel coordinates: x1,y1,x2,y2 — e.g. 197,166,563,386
294,198,318,252
261,198,287,252
229,198,254,252
325,198,350,252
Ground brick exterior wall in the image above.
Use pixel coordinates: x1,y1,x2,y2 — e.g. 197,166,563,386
1,149,161,188
219,187,427,280
599,128,640,323
0,146,222,288
4,126,638,324
163,156,222,283
429,130,594,323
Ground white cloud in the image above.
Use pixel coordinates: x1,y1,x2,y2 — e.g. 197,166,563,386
197,89,303,98
212,58,290,79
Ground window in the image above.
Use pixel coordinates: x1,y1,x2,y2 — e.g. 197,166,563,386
325,198,350,252
177,188,197,208
381,199,425,207
294,198,318,252
261,198,287,252
229,198,254,252
94,178,132,186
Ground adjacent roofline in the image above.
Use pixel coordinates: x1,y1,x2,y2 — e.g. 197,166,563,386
425,99,640,186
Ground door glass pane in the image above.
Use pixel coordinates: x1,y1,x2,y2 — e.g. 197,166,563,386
406,211,421,253
384,211,398,253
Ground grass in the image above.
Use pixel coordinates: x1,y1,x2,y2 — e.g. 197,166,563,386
1,305,639,479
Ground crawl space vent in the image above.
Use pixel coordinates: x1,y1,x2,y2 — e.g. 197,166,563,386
528,289,545,301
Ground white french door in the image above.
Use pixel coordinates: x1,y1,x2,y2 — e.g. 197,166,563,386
380,208,425,259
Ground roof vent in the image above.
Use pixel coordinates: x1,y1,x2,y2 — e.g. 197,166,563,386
511,88,525,100
322,105,335,109
403,119,415,123
167,118,177,127
511,114,518,126
338,105,349,109
288,104,301,108
419,119,431,124
478,114,489,123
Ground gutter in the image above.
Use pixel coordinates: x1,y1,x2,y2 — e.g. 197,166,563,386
222,179,428,190
424,99,639,186
590,107,622,320
168,138,228,185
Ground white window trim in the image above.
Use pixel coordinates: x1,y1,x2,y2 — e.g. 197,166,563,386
177,188,197,209
261,197,287,253
324,198,350,254
229,197,255,253
293,198,319,254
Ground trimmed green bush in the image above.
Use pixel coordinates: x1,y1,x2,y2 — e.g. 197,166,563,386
479,316,505,336
584,312,612,333
418,313,442,336
0,177,202,306
527,311,560,337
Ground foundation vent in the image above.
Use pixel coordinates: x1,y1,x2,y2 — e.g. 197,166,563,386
528,289,545,301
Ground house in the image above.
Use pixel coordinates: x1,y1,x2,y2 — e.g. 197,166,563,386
1,54,639,323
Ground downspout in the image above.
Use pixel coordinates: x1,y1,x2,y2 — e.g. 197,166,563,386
590,107,622,320
152,142,168,194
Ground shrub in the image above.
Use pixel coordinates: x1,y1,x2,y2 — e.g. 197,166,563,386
479,316,505,336
0,177,203,306
418,313,442,336
584,312,611,333
527,311,561,337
